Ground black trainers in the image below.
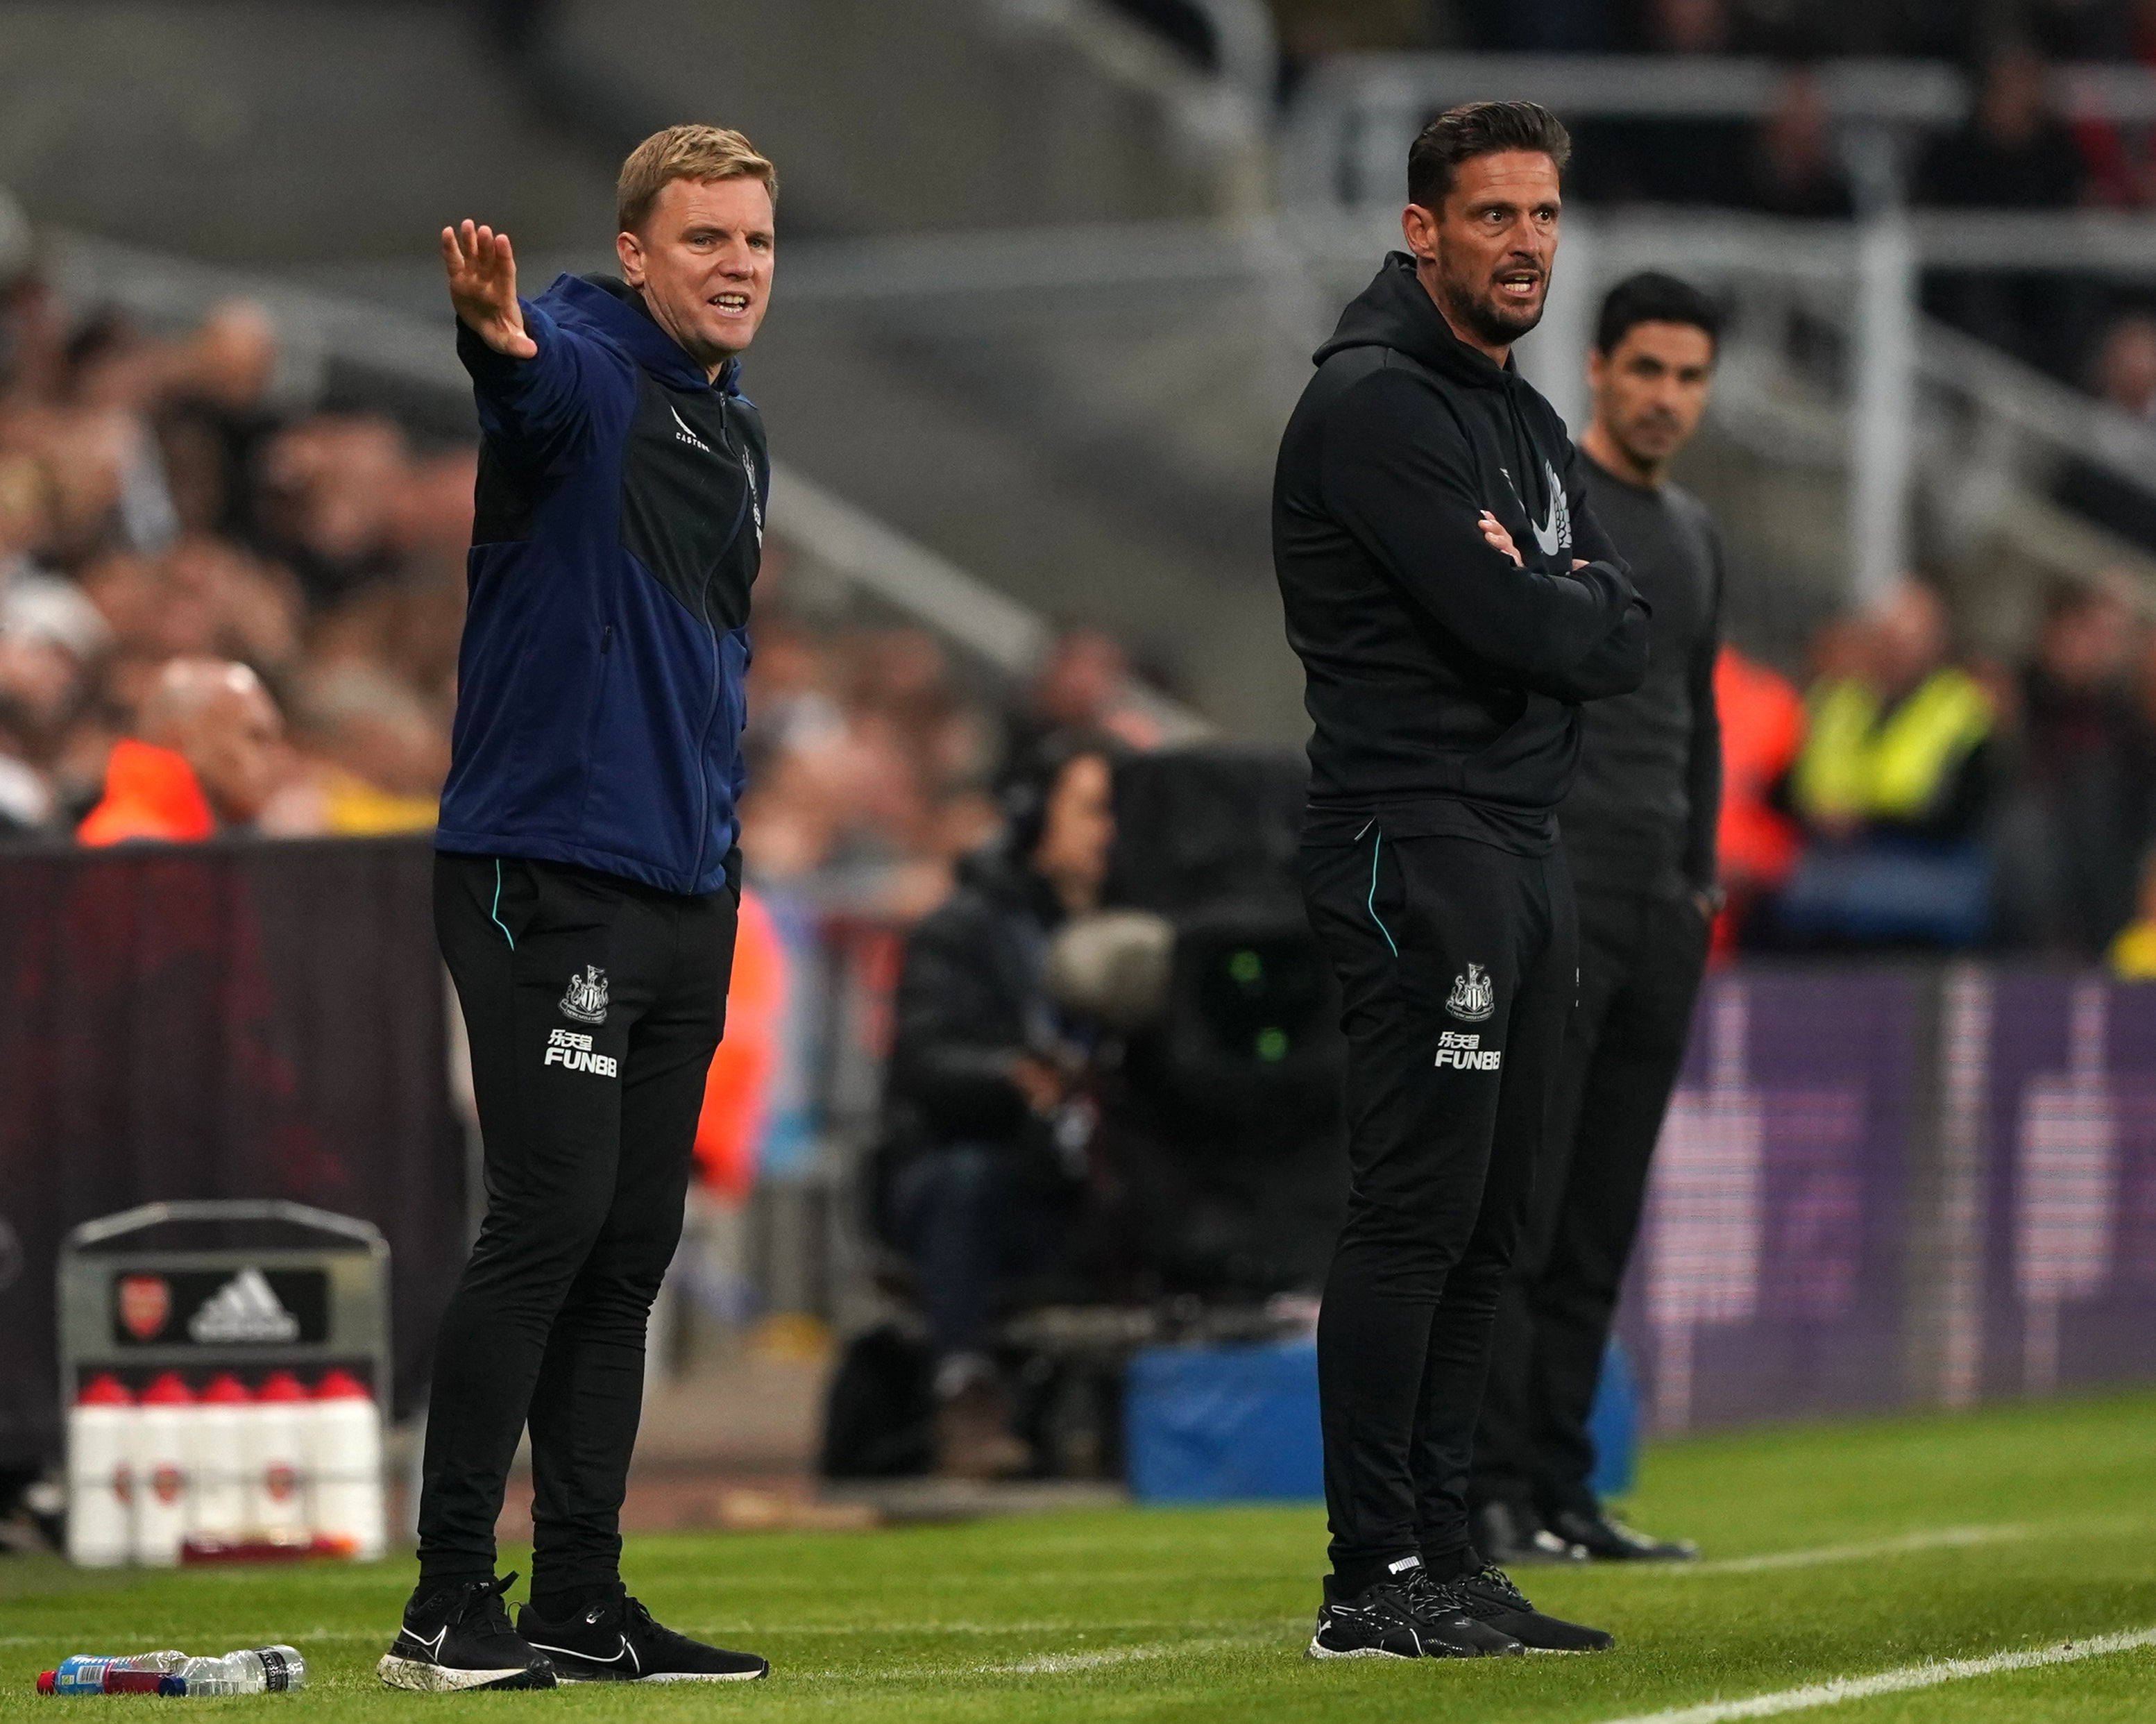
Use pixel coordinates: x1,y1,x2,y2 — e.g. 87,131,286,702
378,1572,557,1691
1401,1569,1529,1657
1472,1501,1588,1566
517,1591,769,1683
1450,1556,1615,1653
1307,1563,1524,1661
1550,1506,1699,1562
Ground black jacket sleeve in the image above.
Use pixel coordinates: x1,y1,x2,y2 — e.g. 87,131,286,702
1683,517,1726,888
1321,367,1647,691
1515,446,1652,701
885,902,1028,1144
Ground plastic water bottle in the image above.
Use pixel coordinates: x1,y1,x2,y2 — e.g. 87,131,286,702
307,1370,385,1560
133,1374,194,1566
171,1646,307,1696
244,1373,309,1542
64,1376,137,1569
44,1651,187,1694
187,1375,250,1541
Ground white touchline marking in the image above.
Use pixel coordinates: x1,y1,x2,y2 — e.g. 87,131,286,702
800,1634,1259,1682
670,1619,1249,1639
1599,1623,2156,1724
986,1643,1180,1675
1638,1524,2031,1576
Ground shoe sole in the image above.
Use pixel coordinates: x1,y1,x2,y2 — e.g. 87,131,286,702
1305,1637,1414,1661
377,1655,557,1692
554,1669,769,1684
1305,1637,1517,1661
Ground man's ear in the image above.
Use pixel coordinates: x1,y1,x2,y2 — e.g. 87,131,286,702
614,229,645,287
1400,201,1440,266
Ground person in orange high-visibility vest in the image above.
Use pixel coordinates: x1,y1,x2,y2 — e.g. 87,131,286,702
78,659,284,846
1711,645,1806,957
693,887,787,1203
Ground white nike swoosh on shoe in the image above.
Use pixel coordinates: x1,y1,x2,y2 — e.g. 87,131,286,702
407,1625,448,1660
528,1636,638,1673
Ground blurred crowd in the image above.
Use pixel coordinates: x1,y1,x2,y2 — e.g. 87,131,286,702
1257,2,2156,218
1273,0,2156,69
1716,571,2156,970
0,262,1167,922
734,610,1169,920
0,271,468,845
17,260,2156,967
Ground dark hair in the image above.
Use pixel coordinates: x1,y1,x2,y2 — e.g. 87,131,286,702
997,727,1122,859
1595,271,1723,357
1407,101,1572,210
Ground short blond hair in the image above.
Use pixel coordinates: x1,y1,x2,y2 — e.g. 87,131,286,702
616,125,777,236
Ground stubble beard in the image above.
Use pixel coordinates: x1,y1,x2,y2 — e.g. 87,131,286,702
1438,246,1546,350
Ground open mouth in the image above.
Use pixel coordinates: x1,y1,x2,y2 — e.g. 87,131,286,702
1496,270,1542,303
710,292,751,316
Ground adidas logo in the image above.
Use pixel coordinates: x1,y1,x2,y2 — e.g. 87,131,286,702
187,1267,300,1344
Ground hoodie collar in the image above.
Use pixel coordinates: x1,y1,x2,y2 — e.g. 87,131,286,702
534,273,741,394
1313,252,1519,391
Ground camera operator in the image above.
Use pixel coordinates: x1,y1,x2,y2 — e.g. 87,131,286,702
878,731,1119,1478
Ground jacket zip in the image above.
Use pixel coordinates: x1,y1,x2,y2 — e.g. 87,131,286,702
694,394,755,889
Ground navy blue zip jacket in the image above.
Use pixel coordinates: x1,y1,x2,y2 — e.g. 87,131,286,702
436,271,767,896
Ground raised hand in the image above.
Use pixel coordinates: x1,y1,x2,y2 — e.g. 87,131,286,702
441,219,537,360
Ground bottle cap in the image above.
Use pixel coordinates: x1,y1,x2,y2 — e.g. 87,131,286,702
36,1672,54,1695
139,1371,195,1406
201,1372,252,1405
76,1373,132,1407
314,1368,372,1401
255,1371,307,1403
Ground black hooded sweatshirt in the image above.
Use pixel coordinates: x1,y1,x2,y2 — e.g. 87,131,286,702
1274,253,1650,853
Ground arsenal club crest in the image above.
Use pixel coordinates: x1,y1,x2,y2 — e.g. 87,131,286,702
117,1274,171,1342
559,965,610,1025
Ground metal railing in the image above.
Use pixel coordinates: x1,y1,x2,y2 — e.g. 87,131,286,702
1282,53,2156,215
40,229,1209,733
1506,209,2156,607
47,199,2156,666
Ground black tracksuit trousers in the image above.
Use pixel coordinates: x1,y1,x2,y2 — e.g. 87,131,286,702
1471,887,1708,1521
1301,830,1576,1594
418,853,736,1594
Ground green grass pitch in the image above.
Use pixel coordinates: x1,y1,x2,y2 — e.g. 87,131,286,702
6,1389,2154,1723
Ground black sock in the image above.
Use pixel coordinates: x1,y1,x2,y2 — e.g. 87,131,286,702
1423,1544,1476,1583
1325,1555,1420,1603
529,1580,622,1623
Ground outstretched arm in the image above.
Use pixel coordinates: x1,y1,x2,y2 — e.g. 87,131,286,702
443,218,607,460
441,221,537,359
